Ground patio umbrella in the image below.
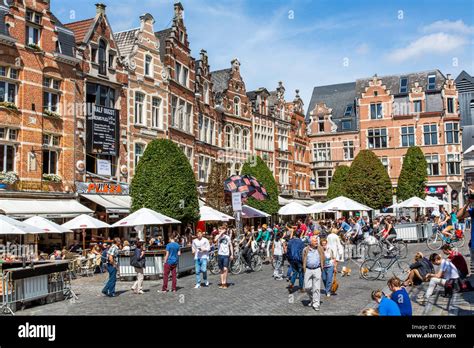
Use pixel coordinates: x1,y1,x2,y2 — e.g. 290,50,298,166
62,214,111,252
111,208,181,227
307,202,325,214
224,175,269,201
0,215,39,234
199,206,234,222
318,196,372,212
24,216,72,233
425,196,448,206
241,205,270,218
278,202,310,216
396,197,436,208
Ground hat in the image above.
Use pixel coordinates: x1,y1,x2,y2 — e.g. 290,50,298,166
262,224,267,229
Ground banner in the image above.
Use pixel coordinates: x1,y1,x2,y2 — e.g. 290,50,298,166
86,105,119,156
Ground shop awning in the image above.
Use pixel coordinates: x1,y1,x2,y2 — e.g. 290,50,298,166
0,199,93,219
81,194,131,213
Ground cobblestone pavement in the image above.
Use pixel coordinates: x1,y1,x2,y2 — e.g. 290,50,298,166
16,241,471,316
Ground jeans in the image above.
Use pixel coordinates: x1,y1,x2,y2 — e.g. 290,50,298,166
162,263,177,291
304,267,321,307
273,255,283,278
287,261,293,279
265,241,271,258
321,265,335,294
102,264,117,296
132,267,144,292
290,261,304,288
195,258,208,285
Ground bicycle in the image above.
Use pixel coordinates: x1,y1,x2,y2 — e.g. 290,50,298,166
208,248,220,275
426,224,465,250
365,234,408,259
359,254,410,281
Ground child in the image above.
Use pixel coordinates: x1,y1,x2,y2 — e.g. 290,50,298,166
272,233,284,280
387,277,412,316
371,289,401,316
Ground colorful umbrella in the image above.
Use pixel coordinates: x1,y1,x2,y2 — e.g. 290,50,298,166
224,175,268,201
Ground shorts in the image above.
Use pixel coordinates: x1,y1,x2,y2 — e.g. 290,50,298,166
218,255,230,270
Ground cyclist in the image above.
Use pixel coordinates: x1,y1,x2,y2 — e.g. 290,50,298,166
338,218,352,241
379,216,397,251
239,228,254,268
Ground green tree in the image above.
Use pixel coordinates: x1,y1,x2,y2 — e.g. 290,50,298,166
241,156,279,214
130,139,200,224
345,150,392,209
205,161,232,215
397,146,427,201
327,165,350,199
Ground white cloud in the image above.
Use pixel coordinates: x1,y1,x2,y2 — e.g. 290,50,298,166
388,32,468,63
422,19,474,35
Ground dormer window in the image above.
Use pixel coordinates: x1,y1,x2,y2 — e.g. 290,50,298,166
26,10,42,25
399,77,408,93
56,40,62,54
427,74,436,90
26,10,42,47
344,104,353,116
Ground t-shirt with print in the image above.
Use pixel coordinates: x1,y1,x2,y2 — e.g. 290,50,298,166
390,288,412,316
440,259,460,280
218,234,232,256
192,238,210,260
166,242,180,265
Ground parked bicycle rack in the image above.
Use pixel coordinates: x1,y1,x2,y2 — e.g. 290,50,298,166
0,261,77,315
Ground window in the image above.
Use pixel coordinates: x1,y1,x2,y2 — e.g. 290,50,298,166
343,140,354,160
318,117,324,132
175,62,188,87
86,83,115,108
423,124,438,145
185,103,193,133
341,120,351,130
134,143,145,167
367,128,388,148
91,48,97,62
445,123,459,144
234,97,240,116
447,154,461,175
42,134,60,147
198,156,212,182
26,10,42,24
370,103,383,119
42,150,57,174
134,92,145,125
413,100,422,113
380,157,389,173
98,39,107,75
145,55,152,76
425,154,440,176
225,125,233,148
203,82,210,104
0,144,14,172
152,97,162,129
316,170,331,189
43,78,60,114
234,127,241,149
0,81,17,104
313,142,331,161
278,128,289,151
171,96,178,127
344,104,353,116
279,162,289,185
56,40,62,54
26,11,41,47
242,129,249,151
427,74,436,90
447,97,454,114
400,77,408,93
401,126,415,147
108,54,114,69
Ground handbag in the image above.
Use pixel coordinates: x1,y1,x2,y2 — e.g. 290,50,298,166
331,273,339,293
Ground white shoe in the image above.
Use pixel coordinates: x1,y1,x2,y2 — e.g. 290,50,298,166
194,284,201,289
204,281,210,287
313,305,320,311
326,293,331,298
138,290,144,294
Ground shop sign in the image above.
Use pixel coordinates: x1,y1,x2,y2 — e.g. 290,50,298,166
86,105,119,156
76,182,129,195
425,186,445,194
97,159,111,176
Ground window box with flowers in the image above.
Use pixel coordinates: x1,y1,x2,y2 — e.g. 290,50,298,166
0,171,19,189
27,43,43,52
0,101,19,112
42,174,62,183
42,109,61,119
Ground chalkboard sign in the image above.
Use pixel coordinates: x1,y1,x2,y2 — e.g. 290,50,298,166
86,105,119,156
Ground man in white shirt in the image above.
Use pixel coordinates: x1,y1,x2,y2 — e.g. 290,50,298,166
423,253,460,304
192,230,210,288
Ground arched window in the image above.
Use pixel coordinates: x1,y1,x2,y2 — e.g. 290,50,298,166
234,127,241,149
98,39,107,75
225,125,233,148
234,162,242,175
234,97,240,116
242,128,249,151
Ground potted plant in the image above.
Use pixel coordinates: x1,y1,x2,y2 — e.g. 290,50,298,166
0,101,18,112
27,43,42,52
42,109,61,119
42,173,62,183
0,171,19,189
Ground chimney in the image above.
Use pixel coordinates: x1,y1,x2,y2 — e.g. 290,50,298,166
174,2,184,20
447,73,452,80
95,3,106,15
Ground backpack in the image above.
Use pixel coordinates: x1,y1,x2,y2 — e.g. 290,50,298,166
287,239,303,263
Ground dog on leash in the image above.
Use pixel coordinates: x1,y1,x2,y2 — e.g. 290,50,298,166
341,266,352,277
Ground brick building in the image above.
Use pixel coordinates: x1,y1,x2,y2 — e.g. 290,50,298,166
307,70,463,208
211,59,253,176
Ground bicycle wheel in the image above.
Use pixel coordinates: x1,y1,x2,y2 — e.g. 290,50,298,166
359,258,382,281
426,232,443,250
395,241,408,259
230,257,243,275
209,257,220,275
451,237,465,249
391,260,410,281
250,254,263,272
367,243,383,259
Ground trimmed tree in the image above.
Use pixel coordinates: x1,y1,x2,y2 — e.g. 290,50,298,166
205,161,232,215
241,156,279,215
130,139,200,225
327,165,350,199
397,146,427,201
345,150,392,209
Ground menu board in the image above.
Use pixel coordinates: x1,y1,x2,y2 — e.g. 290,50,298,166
86,105,119,156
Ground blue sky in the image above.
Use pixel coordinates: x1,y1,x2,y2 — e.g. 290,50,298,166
52,0,474,109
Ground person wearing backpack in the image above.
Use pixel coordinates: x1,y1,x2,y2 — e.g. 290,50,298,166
131,241,146,294
287,230,305,293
